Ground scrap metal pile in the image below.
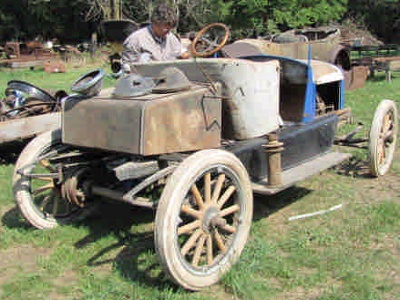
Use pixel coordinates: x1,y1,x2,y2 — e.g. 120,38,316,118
0,81,67,122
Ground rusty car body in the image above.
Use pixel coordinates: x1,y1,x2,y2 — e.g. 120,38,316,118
221,27,371,90
228,27,351,70
12,25,398,291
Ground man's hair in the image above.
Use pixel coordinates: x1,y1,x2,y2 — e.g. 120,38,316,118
151,3,178,27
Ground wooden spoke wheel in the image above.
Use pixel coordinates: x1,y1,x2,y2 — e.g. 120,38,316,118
13,129,91,229
191,23,230,57
368,99,398,176
154,149,253,290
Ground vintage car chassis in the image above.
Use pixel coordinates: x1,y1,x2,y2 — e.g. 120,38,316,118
12,55,398,291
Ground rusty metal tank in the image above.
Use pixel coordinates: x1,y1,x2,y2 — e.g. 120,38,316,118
62,79,221,156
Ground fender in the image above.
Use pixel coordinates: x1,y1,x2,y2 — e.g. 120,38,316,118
329,45,351,71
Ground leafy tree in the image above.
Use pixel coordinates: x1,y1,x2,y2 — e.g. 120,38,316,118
348,0,400,43
227,0,348,37
0,0,29,41
119,0,232,32
26,0,98,42
0,0,398,44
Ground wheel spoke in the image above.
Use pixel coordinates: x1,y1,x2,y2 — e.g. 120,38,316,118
190,183,204,209
383,130,394,143
33,182,54,195
204,172,211,204
382,113,391,133
217,185,236,208
40,195,52,215
206,234,213,265
213,229,227,253
181,204,202,219
211,174,225,204
220,224,237,234
178,220,201,235
378,140,386,164
181,229,203,256
219,204,240,217
40,159,56,173
192,234,207,267
36,176,55,182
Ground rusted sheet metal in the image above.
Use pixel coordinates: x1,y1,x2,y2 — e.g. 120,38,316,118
62,84,221,156
232,38,342,64
0,112,61,143
43,60,66,73
344,65,369,90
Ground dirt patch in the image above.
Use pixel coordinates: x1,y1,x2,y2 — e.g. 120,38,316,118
278,277,343,300
204,284,242,300
0,245,51,285
51,268,79,288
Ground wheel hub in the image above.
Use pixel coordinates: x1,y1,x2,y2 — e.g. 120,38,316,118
61,168,90,207
202,206,226,233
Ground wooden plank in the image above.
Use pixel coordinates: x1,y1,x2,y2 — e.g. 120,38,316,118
9,60,44,68
0,112,61,143
0,56,58,69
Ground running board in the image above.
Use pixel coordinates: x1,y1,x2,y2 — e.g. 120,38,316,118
251,151,351,195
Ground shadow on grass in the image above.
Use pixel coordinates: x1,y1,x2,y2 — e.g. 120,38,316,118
73,201,154,248
335,156,373,178
76,187,316,290
2,198,171,288
73,200,175,289
0,139,29,165
252,186,312,221
2,206,33,230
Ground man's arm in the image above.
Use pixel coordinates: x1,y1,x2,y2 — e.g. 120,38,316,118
121,38,140,72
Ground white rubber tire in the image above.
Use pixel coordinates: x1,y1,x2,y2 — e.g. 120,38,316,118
154,149,253,290
368,99,398,177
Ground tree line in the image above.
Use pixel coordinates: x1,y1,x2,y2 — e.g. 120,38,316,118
0,0,399,44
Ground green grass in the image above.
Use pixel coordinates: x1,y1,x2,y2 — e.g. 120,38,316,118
1,65,400,300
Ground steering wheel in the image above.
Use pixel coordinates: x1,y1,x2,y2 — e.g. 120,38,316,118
191,23,230,57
